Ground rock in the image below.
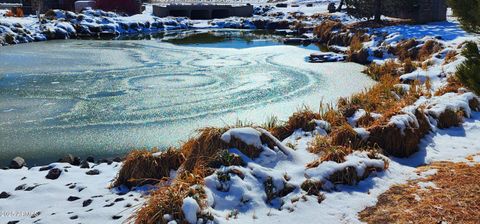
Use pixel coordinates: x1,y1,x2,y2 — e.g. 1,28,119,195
7,221,19,224
46,168,62,180
113,157,122,162
276,3,288,8
79,160,90,169
86,156,95,163
70,215,78,220
67,196,81,201
82,199,93,207
112,215,122,220
104,202,115,207
114,197,124,202
86,169,100,175
9,157,26,169
59,154,81,166
306,3,313,7
0,191,11,199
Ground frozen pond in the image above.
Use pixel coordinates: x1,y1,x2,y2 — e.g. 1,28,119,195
0,36,374,165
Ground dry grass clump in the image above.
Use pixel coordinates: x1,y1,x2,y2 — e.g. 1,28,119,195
359,162,480,224
364,60,402,81
391,39,419,61
330,124,361,148
313,19,344,41
134,169,208,224
434,109,464,129
306,145,353,169
270,106,321,140
357,112,376,127
434,76,464,96
418,40,443,61
307,135,331,154
367,108,431,157
443,50,458,64
112,148,185,188
402,58,417,73
339,75,403,115
349,32,366,52
300,179,323,196
180,127,228,173
319,102,347,127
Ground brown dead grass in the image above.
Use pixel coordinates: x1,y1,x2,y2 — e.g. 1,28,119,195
133,168,208,224
113,148,185,188
364,60,402,81
435,75,464,96
313,19,344,41
359,162,480,224
367,108,431,157
418,40,443,61
270,106,321,140
330,124,361,148
435,108,464,129
443,50,458,64
307,135,331,155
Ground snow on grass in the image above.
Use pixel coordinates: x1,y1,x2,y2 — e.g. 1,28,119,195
221,127,263,149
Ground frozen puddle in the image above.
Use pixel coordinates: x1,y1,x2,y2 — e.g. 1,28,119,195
0,40,374,164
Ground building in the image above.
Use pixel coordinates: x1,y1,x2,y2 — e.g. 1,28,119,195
152,4,253,19
385,0,447,23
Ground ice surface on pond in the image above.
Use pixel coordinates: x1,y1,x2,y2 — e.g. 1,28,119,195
0,40,374,164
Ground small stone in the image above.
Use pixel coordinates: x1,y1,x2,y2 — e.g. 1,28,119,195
9,157,26,169
70,215,78,220
7,221,19,224
125,203,132,208
79,160,90,169
21,177,26,180
112,215,122,220
114,197,124,202
46,168,62,180
82,199,93,207
25,184,41,191
67,196,81,201
104,202,114,207
86,169,100,175
0,191,11,199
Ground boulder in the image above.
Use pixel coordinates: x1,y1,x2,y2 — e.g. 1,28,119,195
9,157,26,169
46,168,62,180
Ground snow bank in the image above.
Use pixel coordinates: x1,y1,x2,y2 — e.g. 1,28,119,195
305,151,386,189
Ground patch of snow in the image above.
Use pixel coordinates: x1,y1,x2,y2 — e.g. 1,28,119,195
221,127,263,148
182,197,200,224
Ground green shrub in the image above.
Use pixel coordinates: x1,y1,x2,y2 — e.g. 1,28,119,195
456,42,480,95
449,0,480,33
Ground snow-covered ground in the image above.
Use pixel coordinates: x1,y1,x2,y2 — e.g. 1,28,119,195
1,1,480,224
